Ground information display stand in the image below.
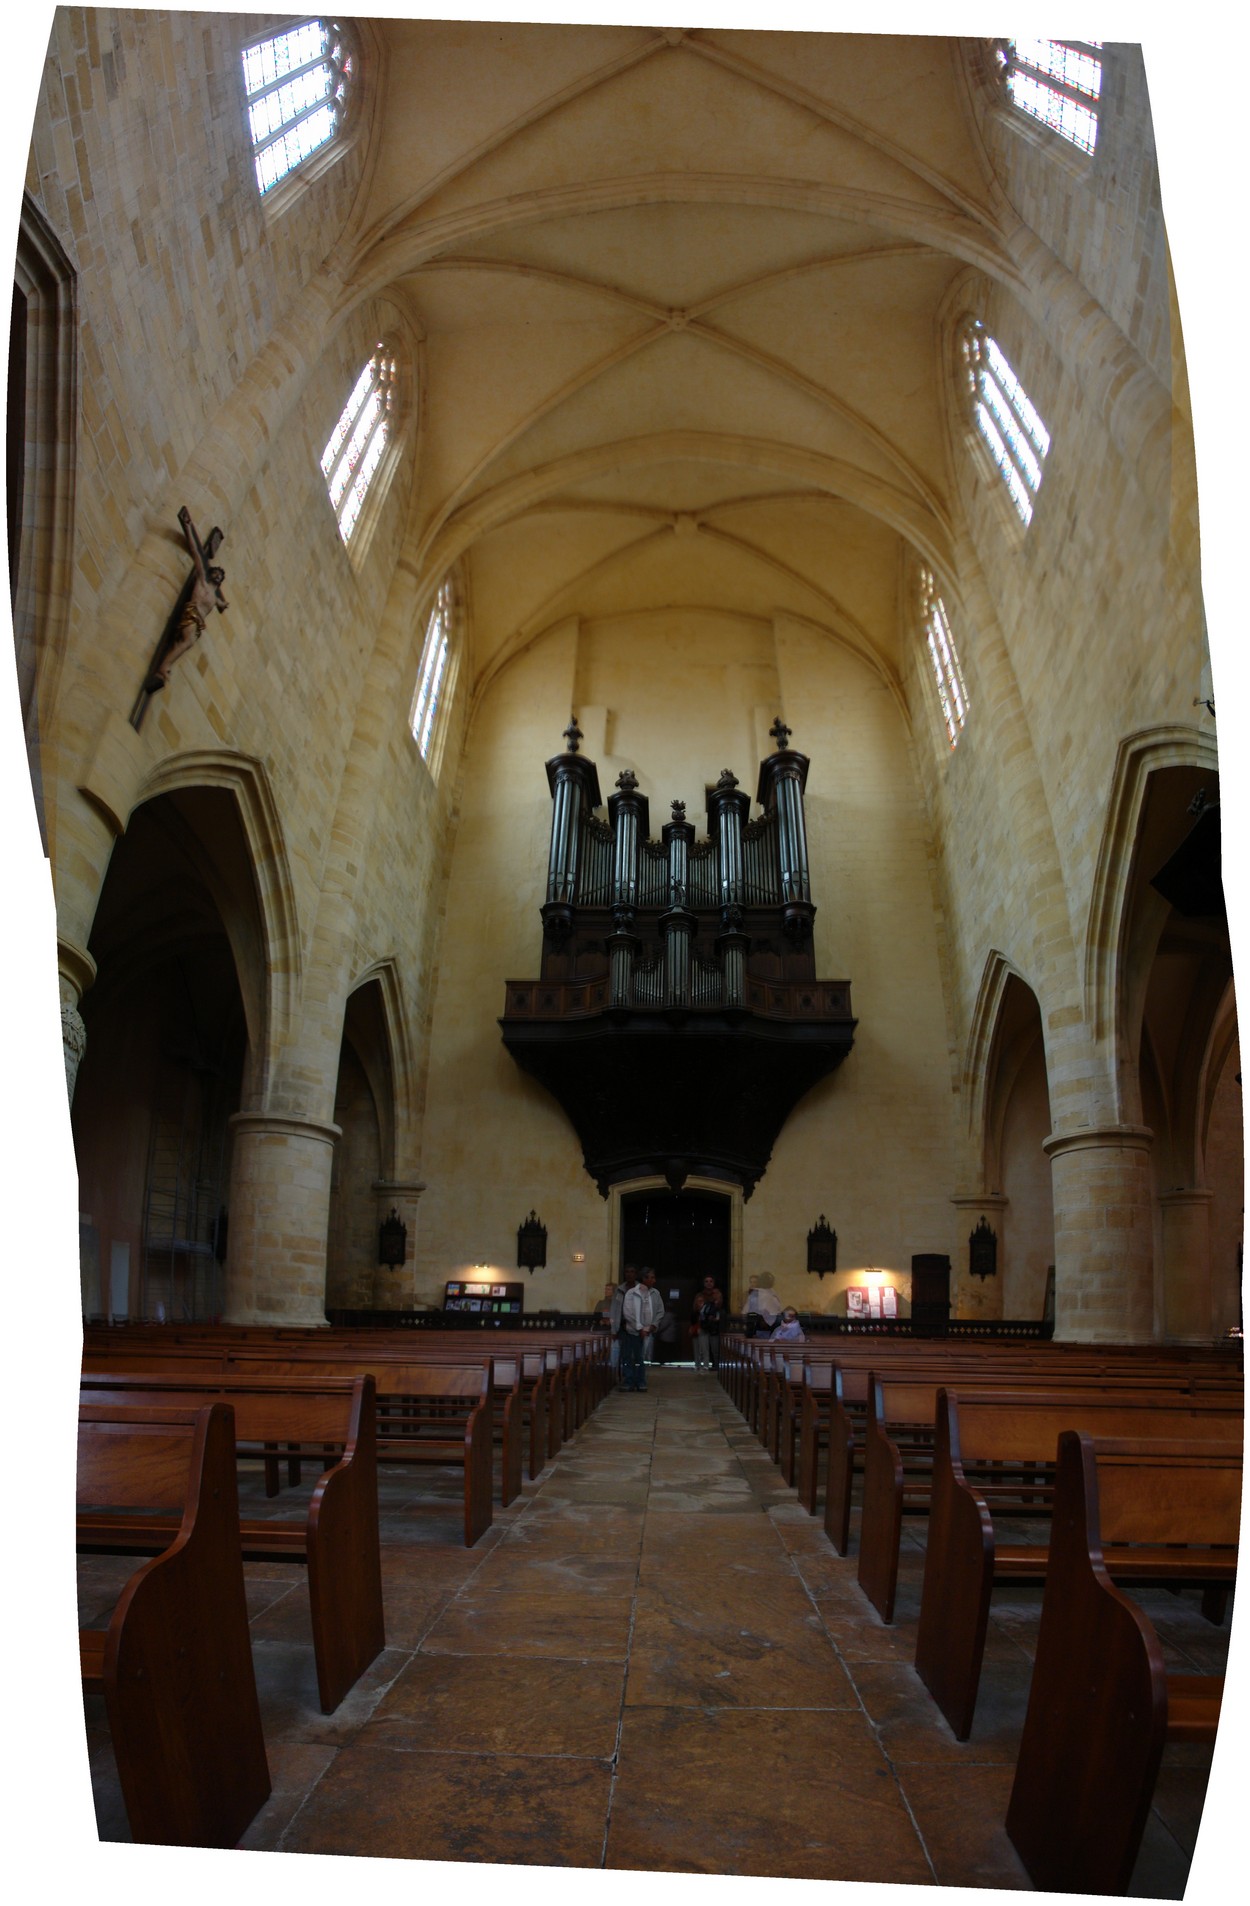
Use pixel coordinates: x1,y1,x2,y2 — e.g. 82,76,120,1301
443,1279,525,1318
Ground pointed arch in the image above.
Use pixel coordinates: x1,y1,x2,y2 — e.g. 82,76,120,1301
133,750,302,1087
964,949,1054,1319
347,954,417,1143
1084,725,1219,1046
964,949,1021,1159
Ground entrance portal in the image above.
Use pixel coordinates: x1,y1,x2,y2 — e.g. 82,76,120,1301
620,1189,731,1361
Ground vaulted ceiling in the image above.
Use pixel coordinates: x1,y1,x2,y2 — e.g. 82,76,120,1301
339,23,1020,703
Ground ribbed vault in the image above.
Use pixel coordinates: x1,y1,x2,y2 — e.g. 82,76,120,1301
336,22,1012,700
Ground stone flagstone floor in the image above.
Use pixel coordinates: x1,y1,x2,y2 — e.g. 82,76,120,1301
79,1364,1230,1893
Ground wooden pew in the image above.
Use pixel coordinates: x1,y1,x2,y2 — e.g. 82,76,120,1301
857,1373,1242,1624
80,1320,605,1448
357,1362,495,1547
189,1354,497,1547
794,1343,1244,1528
1005,1431,1238,1894
796,1362,834,1511
914,1387,1241,1739
82,1340,527,1526
78,1401,271,1845
80,1372,385,1712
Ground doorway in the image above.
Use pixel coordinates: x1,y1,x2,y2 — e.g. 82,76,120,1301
620,1189,731,1361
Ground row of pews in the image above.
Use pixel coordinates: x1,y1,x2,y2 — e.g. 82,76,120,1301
719,1329,1243,1895
77,1321,611,1848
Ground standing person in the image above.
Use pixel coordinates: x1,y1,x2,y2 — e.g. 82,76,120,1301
609,1267,637,1377
641,1268,665,1366
705,1283,725,1370
691,1274,722,1372
743,1275,782,1336
620,1273,652,1391
595,1279,618,1373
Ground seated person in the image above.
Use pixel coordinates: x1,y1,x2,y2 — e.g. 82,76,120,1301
769,1307,805,1342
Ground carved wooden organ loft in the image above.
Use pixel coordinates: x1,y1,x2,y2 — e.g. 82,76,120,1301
499,718,857,1198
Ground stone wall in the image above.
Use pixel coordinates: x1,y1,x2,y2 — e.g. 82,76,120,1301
416,608,957,1313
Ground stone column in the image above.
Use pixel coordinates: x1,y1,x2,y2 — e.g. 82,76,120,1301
225,1112,342,1324
1043,1125,1154,1342
58,936,96,1103
371,1177,426,1309
949,1192,1008,1320
1157,1188,1215,1343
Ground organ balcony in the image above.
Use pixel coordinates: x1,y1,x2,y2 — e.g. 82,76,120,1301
499,718,856,1199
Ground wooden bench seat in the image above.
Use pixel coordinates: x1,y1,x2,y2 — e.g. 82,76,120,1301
78,1401,271,1846
914,1388,1241,1740
362,1362,495,1546
764,1341,1241,1536
80,1372,385,1712
80,1322,605,1467
82,1342,527,1534
1005,1431,1239,1894
858,1374,1242,1624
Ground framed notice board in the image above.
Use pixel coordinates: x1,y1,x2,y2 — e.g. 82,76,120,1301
443,1279,525,1317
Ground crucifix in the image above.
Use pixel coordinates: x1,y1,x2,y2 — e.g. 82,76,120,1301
131,507,228,727
769,715,792,751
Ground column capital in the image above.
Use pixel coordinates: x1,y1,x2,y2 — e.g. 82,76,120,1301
57,935,97,1003
229,1111,342,1147
371,1179,427,1199
949,1192,1009,1212
1043,1123,1153,1161
1156,1186,1214,1209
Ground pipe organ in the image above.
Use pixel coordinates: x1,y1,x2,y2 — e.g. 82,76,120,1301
500,718,856,1198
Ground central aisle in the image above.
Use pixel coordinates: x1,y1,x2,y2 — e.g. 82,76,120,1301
245,1366,1033,1885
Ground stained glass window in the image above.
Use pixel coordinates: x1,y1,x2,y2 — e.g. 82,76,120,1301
411,577,456,761
962,320,1050,527
242,20,353,196
920,570,969,749
995,39,1102,155
320,344,398,544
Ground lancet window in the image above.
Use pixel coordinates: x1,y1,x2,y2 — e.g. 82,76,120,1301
411,576,456,762
995,39,1102,154
962,320,1051,527
242,19,353,196
320,343,398,546
919,570,969,749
